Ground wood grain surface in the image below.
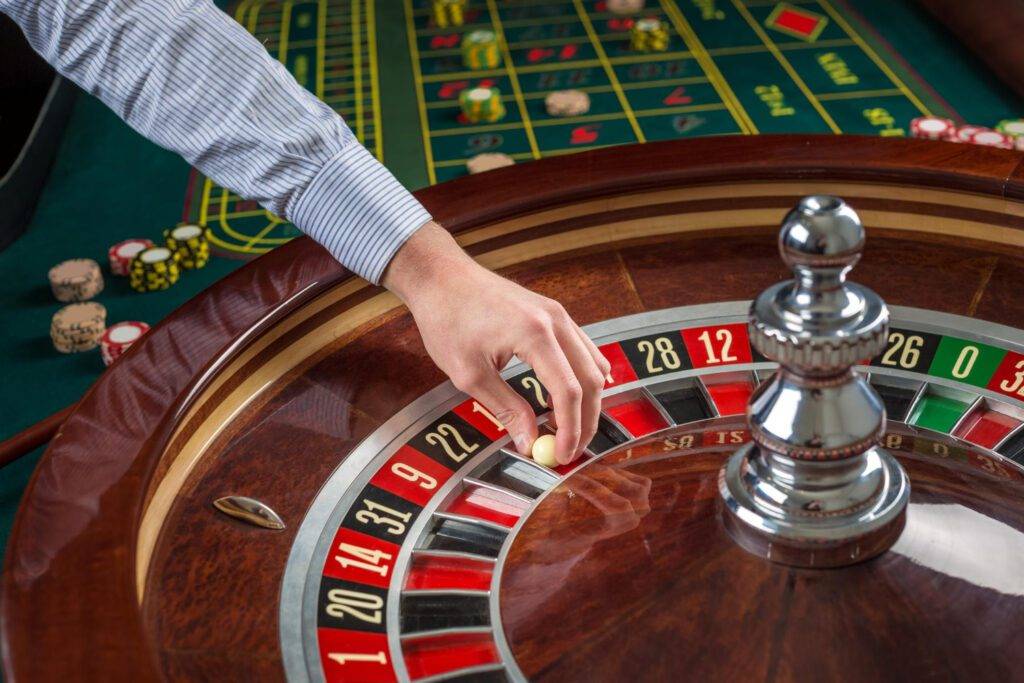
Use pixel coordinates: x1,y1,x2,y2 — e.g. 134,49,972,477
5,136,1024,681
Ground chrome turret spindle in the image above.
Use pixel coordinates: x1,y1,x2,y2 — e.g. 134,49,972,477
719,195,909,568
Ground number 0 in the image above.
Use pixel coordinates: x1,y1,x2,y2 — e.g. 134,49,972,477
951,346,979,379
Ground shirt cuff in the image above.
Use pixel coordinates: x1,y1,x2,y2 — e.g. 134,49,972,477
288,143,432,284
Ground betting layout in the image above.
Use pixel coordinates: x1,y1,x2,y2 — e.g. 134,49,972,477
280,303,1024,683
182,0,954,257
407,0,951,183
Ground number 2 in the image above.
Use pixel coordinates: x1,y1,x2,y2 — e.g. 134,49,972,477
521,376,548,409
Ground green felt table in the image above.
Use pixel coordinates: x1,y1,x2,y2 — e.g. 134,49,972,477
2,0,1024,564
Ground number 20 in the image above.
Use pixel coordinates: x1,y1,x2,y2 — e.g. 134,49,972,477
325,588,382,624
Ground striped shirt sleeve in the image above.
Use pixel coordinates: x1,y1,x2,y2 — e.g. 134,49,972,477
0,0,431,283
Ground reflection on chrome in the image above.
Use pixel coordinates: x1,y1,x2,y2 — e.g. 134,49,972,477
891,503,1024,597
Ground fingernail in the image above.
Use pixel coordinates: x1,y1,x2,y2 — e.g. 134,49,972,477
605,373,614,385
513,432,529,455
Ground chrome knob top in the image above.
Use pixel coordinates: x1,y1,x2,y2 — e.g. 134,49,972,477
749,196,889,376
779,195,863,265
718,196,909,568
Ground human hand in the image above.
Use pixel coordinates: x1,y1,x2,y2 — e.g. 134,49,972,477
383,221,610,464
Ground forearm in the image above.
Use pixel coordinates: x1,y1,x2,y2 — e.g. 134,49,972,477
1,0,429,282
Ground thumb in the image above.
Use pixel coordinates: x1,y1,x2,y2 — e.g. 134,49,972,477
452,365,538,456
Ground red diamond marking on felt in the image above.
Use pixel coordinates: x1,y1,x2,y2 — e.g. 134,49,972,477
777,9,819,36
765,4,828,42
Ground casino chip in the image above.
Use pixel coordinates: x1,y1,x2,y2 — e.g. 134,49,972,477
970,129,1014,149
466,152,515,174
630,17,669,52
461,30,501,70
108,238,154,276
51,301,106,354
431,0,465,28
460,86,505,124
48,258,103,302
607,0,644,14
129,246,181,293
950,124,988,143
545,89,591,117
164,223,211,270
909,116,954,141
100,321,150,366
996,118,1024,139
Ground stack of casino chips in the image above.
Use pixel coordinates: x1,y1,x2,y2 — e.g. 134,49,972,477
910,116,1023,149
968,128,1014,149
996,119,1024,140
909,116,954,141
108,238,154,276
51,302,106,353
129,246,181,293
48,258,104,302
545,89,591,117
461,29,501,70
949,124,986,143
466,152,515,174
100,321,150,366
608,0,645,13
431,0,465,28
164,223,212,270
996,119,1024,150
630,18,669,52
460,86,505,123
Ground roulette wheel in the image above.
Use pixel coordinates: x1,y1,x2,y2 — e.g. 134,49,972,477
4,135,1024,681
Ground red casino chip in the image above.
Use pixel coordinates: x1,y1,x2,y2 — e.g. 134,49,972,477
909,116,954,140
100,321,150,366
108,238,154,276
949,124,989,143
970,129,1015,149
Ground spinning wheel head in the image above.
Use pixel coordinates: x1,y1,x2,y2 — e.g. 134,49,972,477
720,196,910,567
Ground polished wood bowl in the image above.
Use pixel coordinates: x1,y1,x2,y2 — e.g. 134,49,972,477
4,136,1024,681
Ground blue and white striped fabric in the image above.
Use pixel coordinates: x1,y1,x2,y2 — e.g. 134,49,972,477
1,0,431,283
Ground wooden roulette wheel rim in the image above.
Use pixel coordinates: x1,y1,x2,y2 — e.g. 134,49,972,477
4,135,1024,681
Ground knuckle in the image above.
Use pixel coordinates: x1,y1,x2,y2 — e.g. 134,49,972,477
451,366,485,392
523,311,553,336
561,380,583,403
544,299,567,318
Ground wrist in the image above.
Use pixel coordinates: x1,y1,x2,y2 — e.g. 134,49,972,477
382,220,479,305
